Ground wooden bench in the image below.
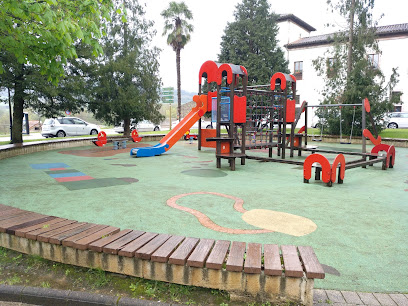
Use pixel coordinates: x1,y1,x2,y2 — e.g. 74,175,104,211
0,203,325,305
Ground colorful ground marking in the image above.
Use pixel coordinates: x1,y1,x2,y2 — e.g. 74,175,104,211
167,191,317,236
30,163,138,190
30,163,69,169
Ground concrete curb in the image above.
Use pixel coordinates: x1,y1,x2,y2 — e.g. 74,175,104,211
0,284,171,305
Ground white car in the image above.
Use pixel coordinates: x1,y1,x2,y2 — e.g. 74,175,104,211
386,112,408,129
172,118,213,129
41,117,100,138
114,120,161,133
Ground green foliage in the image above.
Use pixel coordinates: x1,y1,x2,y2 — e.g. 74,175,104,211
87,0,163,136
161,2,194,52
0,0,116,143
313,0,399,136
0,0,113,81
161,1,194,121
218,0,288,85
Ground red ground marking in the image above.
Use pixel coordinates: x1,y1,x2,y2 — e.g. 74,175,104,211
49,168,66,171
167,192,272,234
54,176,94,182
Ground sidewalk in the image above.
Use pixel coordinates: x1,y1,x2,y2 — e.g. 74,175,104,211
314,289,408,306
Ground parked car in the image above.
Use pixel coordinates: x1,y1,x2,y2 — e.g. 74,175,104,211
386,112,408,129
41,117,100,138
114,120,161,133
171,118,213,129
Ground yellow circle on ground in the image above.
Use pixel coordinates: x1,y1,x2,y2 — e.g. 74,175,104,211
242,209,317,237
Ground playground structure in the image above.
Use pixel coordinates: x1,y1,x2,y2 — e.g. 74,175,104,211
127,60,395,186
194,61,395,185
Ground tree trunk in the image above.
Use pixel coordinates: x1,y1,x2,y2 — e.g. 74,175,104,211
176,48,181,120
347,0,355,80
12,64,25,144
123,117,131,137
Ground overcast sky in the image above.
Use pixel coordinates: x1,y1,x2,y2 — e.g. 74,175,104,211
143,0,406,93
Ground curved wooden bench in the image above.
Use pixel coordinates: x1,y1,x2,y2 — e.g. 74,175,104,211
0,203,324,305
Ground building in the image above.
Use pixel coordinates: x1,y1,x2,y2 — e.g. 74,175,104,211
276,14,408,125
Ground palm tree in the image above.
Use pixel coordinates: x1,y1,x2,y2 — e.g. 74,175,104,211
161,2,193,121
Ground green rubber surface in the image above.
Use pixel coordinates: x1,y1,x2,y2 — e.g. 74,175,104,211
0,141,407,293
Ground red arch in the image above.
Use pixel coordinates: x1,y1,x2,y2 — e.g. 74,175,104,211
304,154,331,183
199,60,219,84
371,144,396,168
217,63,234,85
270,72,288,90
331,154,346,183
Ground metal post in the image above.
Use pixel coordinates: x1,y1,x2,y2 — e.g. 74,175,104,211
362,99,366,154
304,102,308,147
198,84,202,150
8,88,12,142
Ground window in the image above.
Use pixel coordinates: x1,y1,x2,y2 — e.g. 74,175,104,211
294,61,303,80
367,54,379,69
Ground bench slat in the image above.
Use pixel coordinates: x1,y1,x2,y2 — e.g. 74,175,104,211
89,229,133,252
103,230,145,255
298,246,325,279
151,235,185,263
0,213,46,233
0,209,28,221
244,243,262,274
62,224,108,247
135,234,172,260
263,244,282,276
281,245,304,277
6,216,56,235
206,240,230,270
0,204,15,211
226,241,246,272
25,220,77,240
187,239,215,268
73,226,121,250
15,217,67,238
48,223,96,245
37,222,85,243
118,232,158,257
169,237,199,265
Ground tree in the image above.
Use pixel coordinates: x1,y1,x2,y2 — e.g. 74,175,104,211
87,0,163,137
313,0,399,136
218,0,288,85
0,0,114,143
161,2,194,121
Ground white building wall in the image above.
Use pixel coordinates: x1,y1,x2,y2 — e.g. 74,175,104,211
377,36,408,111
277,21,408,127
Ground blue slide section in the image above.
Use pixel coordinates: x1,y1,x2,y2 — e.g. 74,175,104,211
130,143,169,157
